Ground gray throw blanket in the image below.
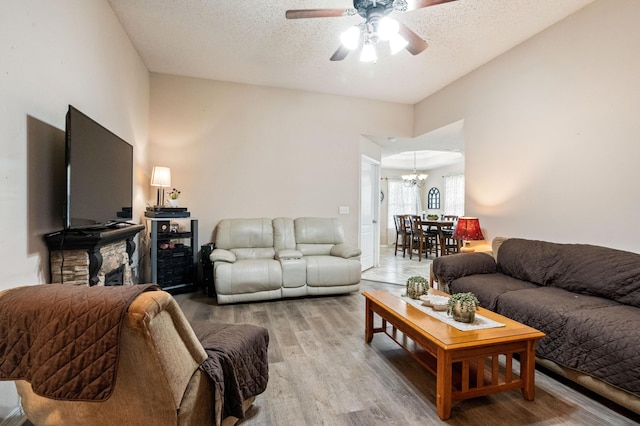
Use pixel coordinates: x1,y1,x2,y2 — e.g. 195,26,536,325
189,321,269,424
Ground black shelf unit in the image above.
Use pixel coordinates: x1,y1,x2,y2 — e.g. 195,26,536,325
147,218,198,294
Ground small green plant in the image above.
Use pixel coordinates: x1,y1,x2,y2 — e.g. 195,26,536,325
405,275,429,299
447,292,480,315
168,188,181,200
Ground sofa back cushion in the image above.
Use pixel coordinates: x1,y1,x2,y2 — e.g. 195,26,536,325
294,217,345,256
497,238,640,307
215,218,275,259
273,217,296,251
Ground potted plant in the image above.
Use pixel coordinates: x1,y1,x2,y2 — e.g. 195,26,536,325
405,275,429,299
447,292,480,323
167,188,181,207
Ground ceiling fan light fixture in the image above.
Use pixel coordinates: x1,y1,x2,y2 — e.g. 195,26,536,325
378,17,399,41
389,33,408,54
340,26,360,50
360,43,377,62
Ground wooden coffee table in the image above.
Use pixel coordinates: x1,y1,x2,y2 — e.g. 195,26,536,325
363,289,545,420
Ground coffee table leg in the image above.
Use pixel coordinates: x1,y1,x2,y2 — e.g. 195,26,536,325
365,298,373,343
436,347,453,420
521,340,537,400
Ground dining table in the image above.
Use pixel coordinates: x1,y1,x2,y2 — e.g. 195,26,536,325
421,220,455,257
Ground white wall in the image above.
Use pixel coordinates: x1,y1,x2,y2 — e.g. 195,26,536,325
414,0,640,253
148,74,413,246
0,0,149,419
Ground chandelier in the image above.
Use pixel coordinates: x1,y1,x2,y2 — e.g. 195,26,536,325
402,151,427,187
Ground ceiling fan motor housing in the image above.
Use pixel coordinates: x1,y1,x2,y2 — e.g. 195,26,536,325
353,0,395,19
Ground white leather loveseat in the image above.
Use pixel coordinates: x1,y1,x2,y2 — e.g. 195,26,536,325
210,217,361,304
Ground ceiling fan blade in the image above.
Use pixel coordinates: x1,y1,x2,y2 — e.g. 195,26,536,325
285,9,349,19
398,22,429,55
330,45,351,61
406,0,457,11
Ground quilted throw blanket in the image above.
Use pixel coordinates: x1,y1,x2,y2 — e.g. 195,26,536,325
190,321,269,426
0,283,158,400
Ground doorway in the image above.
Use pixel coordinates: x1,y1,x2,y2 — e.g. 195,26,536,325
360,155,380,271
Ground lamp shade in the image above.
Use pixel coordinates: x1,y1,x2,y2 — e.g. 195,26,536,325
150,166,171,187
452,217,484,241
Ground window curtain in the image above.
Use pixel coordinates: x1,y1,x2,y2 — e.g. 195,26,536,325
444,174,465,217
387,178,423,228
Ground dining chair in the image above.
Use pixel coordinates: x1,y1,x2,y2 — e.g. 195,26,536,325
442,215,460,255
409,215,439,261
393,214,411,257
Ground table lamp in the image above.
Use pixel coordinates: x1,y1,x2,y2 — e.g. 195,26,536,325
150,166,171,207
452,217,484,253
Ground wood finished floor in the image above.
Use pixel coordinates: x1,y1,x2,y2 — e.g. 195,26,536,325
176,274,640,425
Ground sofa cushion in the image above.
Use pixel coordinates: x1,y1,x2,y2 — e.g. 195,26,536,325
294,217,345,245
214,259,282,295
450,273,538,311
273,217,296,251
304,256,360,286
550,243,640,307
495,287,619,363
498,239,640,307
215,218,274,250
496,238,562,286
563,305,640,396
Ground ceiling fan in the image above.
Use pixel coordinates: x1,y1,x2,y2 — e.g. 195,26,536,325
285,0,457,62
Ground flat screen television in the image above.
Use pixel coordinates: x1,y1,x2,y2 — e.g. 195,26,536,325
64,105,133,229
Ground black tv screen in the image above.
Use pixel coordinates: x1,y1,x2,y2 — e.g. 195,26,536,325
64,105,133,229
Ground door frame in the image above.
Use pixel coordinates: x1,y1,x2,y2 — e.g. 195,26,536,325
360,155,381,270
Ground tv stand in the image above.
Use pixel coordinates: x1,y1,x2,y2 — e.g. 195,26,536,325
44,225,144,286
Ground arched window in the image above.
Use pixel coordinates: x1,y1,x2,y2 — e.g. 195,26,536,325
427,187,440,209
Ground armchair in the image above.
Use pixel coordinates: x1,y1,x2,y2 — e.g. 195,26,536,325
0,285,265,426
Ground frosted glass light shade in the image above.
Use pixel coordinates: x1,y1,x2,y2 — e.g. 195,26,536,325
360,43,377,62
340,26,360,50
379,17,399,41
390,33,408,54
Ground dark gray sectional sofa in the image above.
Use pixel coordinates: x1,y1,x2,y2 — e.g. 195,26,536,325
432,237,640,414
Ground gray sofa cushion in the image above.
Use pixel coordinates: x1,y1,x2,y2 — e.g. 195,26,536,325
495,287,619,363
496,238,562,286
498,238,640,307
450,273,538,311
564,305,640,395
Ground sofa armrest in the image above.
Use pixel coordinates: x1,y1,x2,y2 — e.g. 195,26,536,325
330,244,361,259
432,252,496,288
275,249,303,260
210,248,236,263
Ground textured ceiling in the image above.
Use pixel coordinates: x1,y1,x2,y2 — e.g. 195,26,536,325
107,0,593,104
106,0,593,169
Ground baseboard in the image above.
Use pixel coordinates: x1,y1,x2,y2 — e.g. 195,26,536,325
0,406,26,426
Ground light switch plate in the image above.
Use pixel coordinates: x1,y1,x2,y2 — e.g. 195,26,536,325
339,206,349,214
